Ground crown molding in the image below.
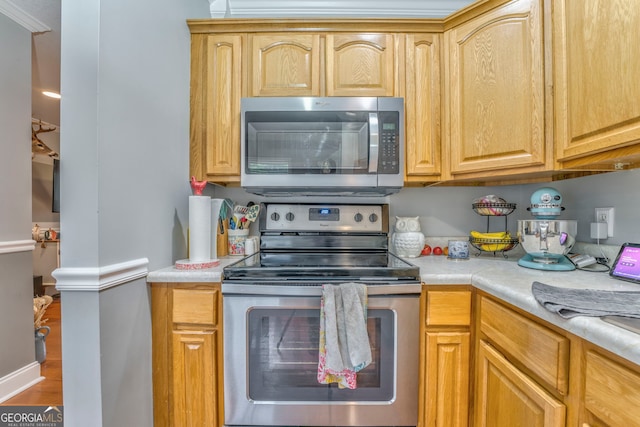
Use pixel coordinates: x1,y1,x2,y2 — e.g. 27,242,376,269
208,0,474,18
0,0,51,33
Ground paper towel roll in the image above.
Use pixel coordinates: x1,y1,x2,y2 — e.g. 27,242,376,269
189,195,211,262
210,198,224,260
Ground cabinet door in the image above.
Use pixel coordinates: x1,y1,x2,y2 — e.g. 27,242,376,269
326,34,395,96
420,287,472,427
405,33,442,180
190,34,243,183
582,350,640,427
445,0,548,178
424,332,470,427
250,34,321,96
554,0,640,169
475,340,566,427
172,330,220,427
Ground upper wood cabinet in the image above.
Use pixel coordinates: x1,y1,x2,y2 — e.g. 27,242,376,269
325,34,396,96
190,33,243,184
553,0,640,171
405,33,442,181
188,19,443,184
249,34,321,97
250,33,396,97
444,0,552,181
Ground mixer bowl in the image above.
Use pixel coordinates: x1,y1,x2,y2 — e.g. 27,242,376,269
517,220,577,258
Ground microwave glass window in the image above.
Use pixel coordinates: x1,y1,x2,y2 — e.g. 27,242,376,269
245,111,371,175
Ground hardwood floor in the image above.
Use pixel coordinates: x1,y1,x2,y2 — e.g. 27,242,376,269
1,296,63,406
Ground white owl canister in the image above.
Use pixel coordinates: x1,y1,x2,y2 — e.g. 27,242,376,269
391,216,425,258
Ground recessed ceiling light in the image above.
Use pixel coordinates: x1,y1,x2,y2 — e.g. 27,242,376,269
42,91,61,99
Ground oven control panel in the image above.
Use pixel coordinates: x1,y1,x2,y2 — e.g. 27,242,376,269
263,203,385,232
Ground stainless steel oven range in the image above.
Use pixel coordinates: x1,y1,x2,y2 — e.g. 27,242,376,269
222,203,421,427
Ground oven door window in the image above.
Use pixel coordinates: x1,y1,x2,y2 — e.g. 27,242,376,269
247,308,394,401
245,111,370,175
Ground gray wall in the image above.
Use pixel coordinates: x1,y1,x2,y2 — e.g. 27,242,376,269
0,13,37,380
58,0,208,425
212,168,640,248
390,169,640,246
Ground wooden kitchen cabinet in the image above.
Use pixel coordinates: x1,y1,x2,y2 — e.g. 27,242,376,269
475,294,568,427
475,340,566,427
250,33,395,98
405,33,442,181
580,346,640,427
249,33,321,97
151,282,224,427
444,0,552,182
188,19,442,185
553,0,640,171
190,33,243,184
325,33,396,97
419,286,472,427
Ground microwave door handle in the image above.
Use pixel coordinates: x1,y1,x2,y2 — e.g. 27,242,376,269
369,113,379,173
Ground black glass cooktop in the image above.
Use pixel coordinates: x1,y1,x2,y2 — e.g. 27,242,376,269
223,251,419,281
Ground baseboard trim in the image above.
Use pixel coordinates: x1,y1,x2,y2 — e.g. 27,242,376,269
0,362,43,404
0,240,36,255
53,258,149,292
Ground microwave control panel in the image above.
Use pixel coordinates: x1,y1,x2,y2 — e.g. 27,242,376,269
378,111,400,174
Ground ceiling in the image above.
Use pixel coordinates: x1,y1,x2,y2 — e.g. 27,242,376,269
9,0,62,127
8,0,476,129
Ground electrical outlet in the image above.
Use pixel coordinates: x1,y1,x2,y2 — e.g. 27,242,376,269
595,207,615,237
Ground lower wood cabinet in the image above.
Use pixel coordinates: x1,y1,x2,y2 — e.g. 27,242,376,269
476,294,567,427
419,286,472,427
150,282,223,427
475,340,566,427
148,281,640,427
581,346,640,427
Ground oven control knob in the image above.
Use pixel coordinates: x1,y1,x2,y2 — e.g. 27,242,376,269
354,213,363,222
270,212,280,222
285,212,295,222
369,213,379,223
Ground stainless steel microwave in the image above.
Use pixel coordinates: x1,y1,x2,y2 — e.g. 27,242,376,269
240,97,404,196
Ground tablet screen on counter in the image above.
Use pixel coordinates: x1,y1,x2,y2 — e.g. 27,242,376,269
610,243,640,285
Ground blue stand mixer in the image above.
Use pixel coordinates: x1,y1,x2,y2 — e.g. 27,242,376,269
517,187,577,271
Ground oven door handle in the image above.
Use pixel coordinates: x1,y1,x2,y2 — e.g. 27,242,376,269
222,282,421,296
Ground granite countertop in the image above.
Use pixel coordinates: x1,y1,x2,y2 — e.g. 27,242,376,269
147,253,640,366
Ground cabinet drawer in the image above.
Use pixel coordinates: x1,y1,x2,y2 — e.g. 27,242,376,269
584,350,640,426
480,296,569,394
427,290,471,326
172,288,219,327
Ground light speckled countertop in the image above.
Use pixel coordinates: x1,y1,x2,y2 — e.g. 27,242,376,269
147,254,640,366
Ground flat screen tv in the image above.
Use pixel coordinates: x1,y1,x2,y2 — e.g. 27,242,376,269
52,158,60,213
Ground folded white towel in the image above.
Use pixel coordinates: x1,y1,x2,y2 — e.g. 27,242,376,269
318,282,371,389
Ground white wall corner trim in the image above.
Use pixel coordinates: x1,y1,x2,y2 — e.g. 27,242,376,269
0,362,43,404
0,0,51,33
53,258,150,292
0,240,37,254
